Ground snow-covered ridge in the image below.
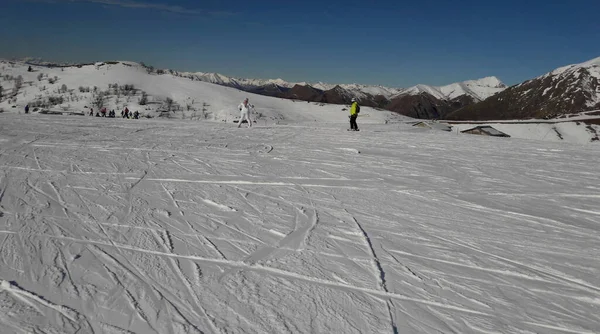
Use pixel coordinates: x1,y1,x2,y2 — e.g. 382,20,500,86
550,56,600,77
396,76,506,102
181,69,504,101
535,56,600,108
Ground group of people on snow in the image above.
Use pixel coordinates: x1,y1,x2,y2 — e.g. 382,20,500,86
88,106,139,119
22,104,140,119
236,97,360,131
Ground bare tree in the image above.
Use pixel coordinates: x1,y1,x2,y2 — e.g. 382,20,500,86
13,75,23,96
93,92,106,110
165,97,174,112
60,84,68,93
202,102,210,119
139,91,148,105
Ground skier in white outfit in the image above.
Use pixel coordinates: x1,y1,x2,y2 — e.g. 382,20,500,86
237,98,253,128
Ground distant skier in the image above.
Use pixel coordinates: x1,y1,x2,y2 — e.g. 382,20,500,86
349,97,360,131
237,98,253,128
24,104,29,114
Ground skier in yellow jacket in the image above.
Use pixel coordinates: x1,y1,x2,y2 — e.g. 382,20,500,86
349,98,360,131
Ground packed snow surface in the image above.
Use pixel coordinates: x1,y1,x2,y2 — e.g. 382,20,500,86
1,114,599,333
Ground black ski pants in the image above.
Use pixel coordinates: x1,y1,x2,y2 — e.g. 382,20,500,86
349,114,358,130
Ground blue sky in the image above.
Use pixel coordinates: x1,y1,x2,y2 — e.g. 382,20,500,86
1,0,599,87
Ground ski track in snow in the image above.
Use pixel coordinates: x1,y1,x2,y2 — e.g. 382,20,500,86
0,114,600,333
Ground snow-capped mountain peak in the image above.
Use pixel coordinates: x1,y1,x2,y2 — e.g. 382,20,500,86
464,76,505,88
447,55,600,120
394,76,506,102
550,56,600,77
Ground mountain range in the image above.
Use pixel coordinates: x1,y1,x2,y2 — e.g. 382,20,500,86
14,55,600,120
178,57,600,120
178,71,507,119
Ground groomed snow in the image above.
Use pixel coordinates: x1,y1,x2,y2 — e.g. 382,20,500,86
1,114,599,333
450,121,600,144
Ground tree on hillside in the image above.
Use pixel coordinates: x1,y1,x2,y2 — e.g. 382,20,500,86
202,102,210,119
139,91,148,105
37,73,43,81
93,92,106,110
13,75,23,96
0,85,3,101
60,84,68,93
165,97,174,112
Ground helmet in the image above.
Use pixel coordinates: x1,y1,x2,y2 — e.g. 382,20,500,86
351,98,356,102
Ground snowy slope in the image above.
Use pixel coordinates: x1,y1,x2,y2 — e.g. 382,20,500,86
550,56,600,77
451,121,600,143
1,114,599,333
546,56,600,108
2,59,598,143
0,60,403,125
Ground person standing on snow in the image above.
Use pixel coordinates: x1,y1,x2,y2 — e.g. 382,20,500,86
349,97,360,131
237,98,253,128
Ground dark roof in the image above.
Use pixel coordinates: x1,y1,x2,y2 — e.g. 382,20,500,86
461,126,510,137
412,121,452,131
